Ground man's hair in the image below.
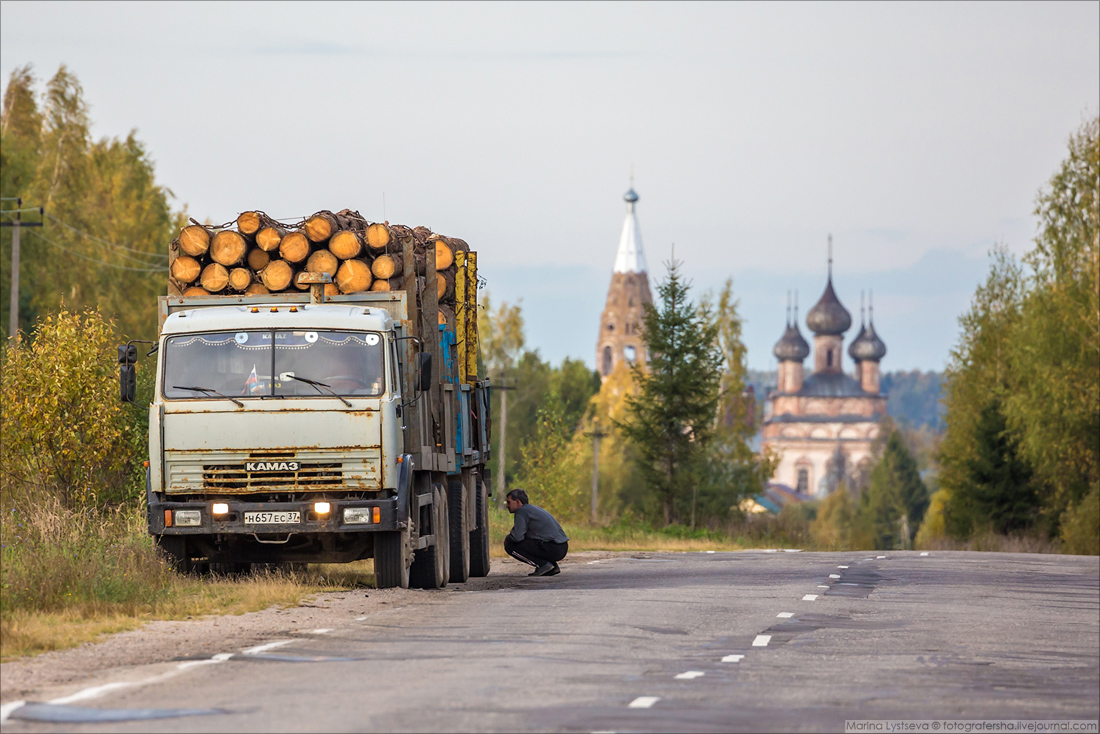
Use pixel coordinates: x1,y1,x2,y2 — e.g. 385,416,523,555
506,488,529,505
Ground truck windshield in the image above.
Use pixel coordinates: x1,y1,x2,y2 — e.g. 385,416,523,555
163,330,385,399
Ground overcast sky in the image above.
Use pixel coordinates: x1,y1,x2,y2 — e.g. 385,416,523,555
3,1,1097,371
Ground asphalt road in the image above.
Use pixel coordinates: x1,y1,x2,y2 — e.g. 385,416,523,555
2,550,1098,733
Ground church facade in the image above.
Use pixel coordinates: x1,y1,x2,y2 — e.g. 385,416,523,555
597,187,653,379
761,255,888,497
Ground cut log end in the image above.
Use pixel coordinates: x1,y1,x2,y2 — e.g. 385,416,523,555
306,249,339,277
336,259,373,294
228,267,253,292
260,260,295,292
329,230,362,260
182,286,210,297
247,248,271,271
201,263,230,293
303,212,337,243
236,211,262,235
244,283,270,296
365,222,392,251
256,225,285,252
280,231,311,264
179,225,211,257
170,255,202,284
211,230,248,266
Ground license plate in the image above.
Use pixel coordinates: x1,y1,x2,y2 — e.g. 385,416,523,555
244,511,300,525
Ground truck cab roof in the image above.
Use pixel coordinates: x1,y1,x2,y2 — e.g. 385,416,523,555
161,304,394,336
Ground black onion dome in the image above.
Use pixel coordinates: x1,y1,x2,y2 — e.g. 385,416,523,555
806,278,852,336
773,322,810,362
847,323,867,361
850,322,887,362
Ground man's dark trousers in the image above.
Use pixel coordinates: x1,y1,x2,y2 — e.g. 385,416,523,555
504,536,568,567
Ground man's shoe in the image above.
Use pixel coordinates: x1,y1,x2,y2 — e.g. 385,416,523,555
529,563,554,577
547,563,561,576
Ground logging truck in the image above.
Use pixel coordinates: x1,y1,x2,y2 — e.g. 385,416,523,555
120,212,491,588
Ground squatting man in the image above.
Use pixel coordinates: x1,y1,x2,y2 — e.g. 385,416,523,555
504,489,569,576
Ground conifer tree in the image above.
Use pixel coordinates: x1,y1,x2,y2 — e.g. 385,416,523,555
617,258,723,525
859,430,928,549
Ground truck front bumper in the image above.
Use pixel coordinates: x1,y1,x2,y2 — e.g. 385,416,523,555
149,498,399,535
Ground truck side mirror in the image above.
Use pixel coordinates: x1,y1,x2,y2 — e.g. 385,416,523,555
120,364,136,403
118,343,137,403
419,352,432,392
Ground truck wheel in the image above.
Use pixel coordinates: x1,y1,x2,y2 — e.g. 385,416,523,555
375,530,411,589
154,535,194,575
448,478,470,583
469,473,491,577
410,485,450,589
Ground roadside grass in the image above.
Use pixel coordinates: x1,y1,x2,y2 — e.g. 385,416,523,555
0,500,371,662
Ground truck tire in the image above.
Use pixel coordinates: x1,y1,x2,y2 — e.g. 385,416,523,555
375,530,411,589
469,473,491,577
448,478,470,583
155,535,195,575
410,485,449,589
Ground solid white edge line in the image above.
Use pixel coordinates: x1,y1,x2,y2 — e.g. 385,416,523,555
242,639,294,655
0,701,26,723
752,635,771,647
802,594,818,601
628,696,660,709
777,612,794,618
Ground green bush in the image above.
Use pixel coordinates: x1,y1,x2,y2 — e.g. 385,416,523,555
1060,486,1100,556
1,307,144,509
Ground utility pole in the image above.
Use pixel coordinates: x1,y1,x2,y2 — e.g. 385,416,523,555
494,372,517,508
1,198,44,339
584,420,609,524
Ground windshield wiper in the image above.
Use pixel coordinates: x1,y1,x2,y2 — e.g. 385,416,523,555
285,375,353,408
172,385,244,408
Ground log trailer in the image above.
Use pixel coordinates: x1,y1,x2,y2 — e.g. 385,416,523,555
121,232,491,589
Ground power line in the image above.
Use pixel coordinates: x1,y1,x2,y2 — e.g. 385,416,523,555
44,213,168,261
30,229,167,273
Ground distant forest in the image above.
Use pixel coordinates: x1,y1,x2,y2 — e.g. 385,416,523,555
746,369,944,431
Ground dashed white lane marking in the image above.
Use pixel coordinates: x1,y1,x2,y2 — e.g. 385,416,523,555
838,565,849,569
764,549,778,553
628,696,660,708
705,550,716,554
310,628,333,634
829,574,841,579
877,555,886,559
47,681,135,706
721,654,745,662
802,594,818,601
783,549,801,553
674,671,705,680
242,640,294,655
177,652,235,670
355,616,368,621
817,585,829,588
920,552,930,556
1,701,27,723
777,612,794,618
752,635,771,647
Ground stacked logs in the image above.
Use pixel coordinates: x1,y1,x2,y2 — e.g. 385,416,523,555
168,210,468,318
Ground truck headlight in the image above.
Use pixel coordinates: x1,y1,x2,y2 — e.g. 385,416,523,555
174,510,202,526
344,507,377,524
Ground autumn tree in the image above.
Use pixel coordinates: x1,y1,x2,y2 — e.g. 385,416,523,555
0,64,183,339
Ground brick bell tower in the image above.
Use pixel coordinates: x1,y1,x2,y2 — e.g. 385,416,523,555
597,185,653,380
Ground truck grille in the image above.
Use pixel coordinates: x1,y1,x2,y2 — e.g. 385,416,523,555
202,462,343,491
